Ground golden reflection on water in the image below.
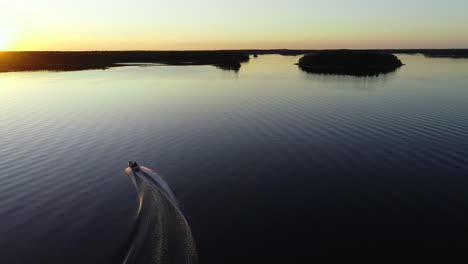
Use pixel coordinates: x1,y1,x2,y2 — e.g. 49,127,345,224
1,54,468,114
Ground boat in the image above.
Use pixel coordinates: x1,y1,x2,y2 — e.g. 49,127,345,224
123,161,198,264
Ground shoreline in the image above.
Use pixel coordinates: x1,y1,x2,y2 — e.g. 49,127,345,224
0,49,467,73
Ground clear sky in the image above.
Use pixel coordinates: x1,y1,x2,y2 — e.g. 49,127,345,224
0,0,467,51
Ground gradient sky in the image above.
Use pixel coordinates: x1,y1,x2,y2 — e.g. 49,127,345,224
1,0,467,50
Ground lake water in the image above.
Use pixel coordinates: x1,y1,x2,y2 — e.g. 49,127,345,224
1,54,468,263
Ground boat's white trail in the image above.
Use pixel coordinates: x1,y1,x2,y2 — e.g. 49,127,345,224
123,162,198,264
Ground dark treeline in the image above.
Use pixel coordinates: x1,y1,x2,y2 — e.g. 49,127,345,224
0,51,250,72
297,50,403,76
365,49,468,58
0,49,467,73
223,49,468,57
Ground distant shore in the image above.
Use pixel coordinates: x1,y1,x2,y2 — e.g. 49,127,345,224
233,49,468,58
0,49,467,73
0,51,250,73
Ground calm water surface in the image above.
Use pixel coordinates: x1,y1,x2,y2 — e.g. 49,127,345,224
1,55,468,263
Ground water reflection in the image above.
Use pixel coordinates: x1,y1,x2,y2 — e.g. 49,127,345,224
298,65,401,77
1,54,468,263
299,69,399,90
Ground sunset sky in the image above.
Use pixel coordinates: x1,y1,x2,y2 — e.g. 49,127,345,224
1,0,467,51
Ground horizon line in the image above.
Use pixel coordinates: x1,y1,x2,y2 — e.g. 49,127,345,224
2,48,468,52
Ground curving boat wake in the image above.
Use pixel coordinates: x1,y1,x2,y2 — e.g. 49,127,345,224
123,161,198,264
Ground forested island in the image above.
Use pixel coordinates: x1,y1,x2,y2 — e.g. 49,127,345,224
297,50,403,76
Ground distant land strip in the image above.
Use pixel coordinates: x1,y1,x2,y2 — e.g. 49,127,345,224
0,49,467,73
234,49,468,57
0,51,250,72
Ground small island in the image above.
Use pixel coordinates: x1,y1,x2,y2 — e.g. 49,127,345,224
297,50,403,76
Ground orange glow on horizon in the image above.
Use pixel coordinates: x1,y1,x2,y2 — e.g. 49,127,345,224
1,1,467,51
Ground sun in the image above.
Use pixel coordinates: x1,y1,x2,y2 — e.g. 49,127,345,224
0,37,6,50
0,36,8,50
0,30,12,50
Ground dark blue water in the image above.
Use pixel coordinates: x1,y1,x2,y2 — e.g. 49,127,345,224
1,55,468,263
